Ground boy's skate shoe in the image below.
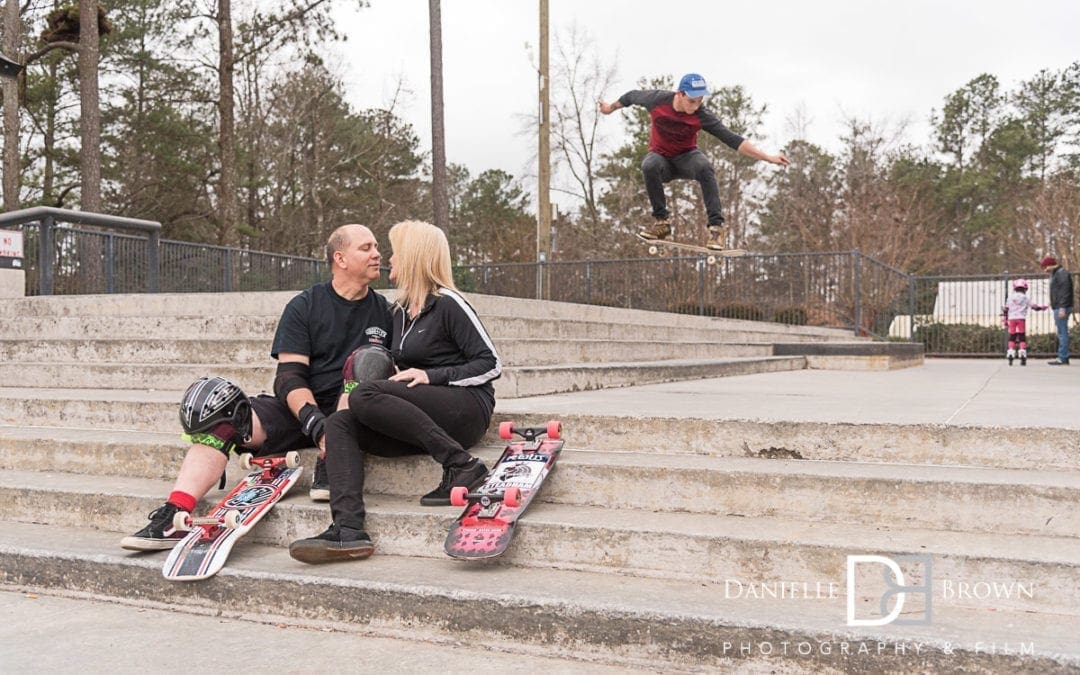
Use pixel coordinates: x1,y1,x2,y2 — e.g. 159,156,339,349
1007,348,1015,366
420,458,488,506
1019,349,1027,366
705,226,730,251
309,456,330,502
289,523,374,564
637,219,672,241
120,503,185,551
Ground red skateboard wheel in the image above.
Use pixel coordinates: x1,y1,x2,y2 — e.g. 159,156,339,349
503,487,521,508
450,486,469,506
546,420,562,440
498,421,515,440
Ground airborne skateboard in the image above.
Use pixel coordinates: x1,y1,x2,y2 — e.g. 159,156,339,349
636,233,747,264
163,452,302,581
444,420,563,560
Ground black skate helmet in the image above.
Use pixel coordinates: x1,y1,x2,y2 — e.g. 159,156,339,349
343,344,395,383
179,376,252,438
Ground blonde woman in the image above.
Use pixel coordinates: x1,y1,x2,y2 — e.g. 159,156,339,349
290,220,501,564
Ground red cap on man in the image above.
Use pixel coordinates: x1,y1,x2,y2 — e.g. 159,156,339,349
1041,256,1058,268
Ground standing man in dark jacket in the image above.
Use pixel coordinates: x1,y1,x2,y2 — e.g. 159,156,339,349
1042,256,1073,365
599,73,789,251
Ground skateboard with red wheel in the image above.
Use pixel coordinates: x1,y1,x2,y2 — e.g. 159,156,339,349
444,420,563,560
162,451,302,581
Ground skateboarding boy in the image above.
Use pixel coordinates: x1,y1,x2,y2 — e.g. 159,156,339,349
1002,278,1046,366
121,224,394,551
599,73,789,250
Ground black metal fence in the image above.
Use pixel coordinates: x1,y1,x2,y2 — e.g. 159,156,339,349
909,274,1078,358
3,215,1077,357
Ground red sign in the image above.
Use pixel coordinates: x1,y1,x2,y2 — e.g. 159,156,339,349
0,230,23,259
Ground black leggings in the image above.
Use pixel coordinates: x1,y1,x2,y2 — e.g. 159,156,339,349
324,380,492,529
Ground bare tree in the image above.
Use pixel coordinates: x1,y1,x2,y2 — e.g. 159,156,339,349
216,0,238,244
550,24,616,228
77,0,101,211
1,0,21,209
428,0,449,232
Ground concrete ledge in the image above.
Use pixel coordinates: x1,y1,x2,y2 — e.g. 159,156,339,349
2,523,1077,672
773,342,925,370
0,269,24,298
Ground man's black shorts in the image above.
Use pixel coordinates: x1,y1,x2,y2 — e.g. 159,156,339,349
246,394,336,456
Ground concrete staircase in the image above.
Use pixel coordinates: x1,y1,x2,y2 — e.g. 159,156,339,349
1,292,1075,671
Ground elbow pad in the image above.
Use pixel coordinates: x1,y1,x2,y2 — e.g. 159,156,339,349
274,361,311,405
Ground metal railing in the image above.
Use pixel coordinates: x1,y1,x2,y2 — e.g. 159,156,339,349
3,213,1076,357
0,206,160,294
907,273,1078,358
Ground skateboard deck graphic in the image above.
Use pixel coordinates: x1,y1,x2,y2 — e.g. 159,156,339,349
163,452,302,581
444,420,563,560
636,233,747,263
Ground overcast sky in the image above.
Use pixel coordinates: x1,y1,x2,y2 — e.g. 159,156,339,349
330,0,1078,195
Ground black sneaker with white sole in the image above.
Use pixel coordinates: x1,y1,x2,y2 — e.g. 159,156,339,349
289,524,374,564
420,458,488,506
120,503,186,551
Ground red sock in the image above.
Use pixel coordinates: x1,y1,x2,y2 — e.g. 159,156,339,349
167,491,197,513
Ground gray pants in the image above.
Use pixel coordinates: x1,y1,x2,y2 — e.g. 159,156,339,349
642,150,725,226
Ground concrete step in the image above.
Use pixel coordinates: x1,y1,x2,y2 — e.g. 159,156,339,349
0,336,774,367
0,291,856,339
0,356,807,399
498,357,807,397
490,408,1080,473
4,426,1078,539
2,390,1075,472
4,469,1079,615
2,522,1076,671
0,590,638,673
0,312,844,346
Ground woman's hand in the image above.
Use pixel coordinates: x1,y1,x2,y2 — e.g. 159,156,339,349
390,368,430,388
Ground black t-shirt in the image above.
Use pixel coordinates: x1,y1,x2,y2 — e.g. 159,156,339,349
270,282,393,405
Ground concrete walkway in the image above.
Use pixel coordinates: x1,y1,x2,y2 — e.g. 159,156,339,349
498,358,1080,429
0,590,636,674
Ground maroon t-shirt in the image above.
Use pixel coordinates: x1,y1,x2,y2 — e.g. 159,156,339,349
617,90,744,158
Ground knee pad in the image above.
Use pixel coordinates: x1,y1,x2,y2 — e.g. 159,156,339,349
179,376,252,455
342,345,395,394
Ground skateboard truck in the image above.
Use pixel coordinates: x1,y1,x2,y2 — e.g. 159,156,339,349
240,450,300,476
170,452,301,536
448,420,561,517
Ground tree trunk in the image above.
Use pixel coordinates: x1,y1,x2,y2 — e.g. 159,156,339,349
428,0,449,234
78,0,101,211
217,0,238,245
2,0,22,210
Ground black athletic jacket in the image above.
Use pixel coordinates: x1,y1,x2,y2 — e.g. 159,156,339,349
392,288,501,402
1049,267,1074,309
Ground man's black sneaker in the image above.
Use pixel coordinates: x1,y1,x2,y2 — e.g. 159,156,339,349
309,456,330,502
120,503,186,551
289,524,374,564
420,458,488,506
1048,359,1071,366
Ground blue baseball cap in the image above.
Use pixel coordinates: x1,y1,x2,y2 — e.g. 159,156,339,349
677,73,709,98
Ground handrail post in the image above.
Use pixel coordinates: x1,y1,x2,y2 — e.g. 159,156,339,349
908,275,916,343
39,216,54,296
105,234,116,294
148,230,160,292
224,248,233,292
853,250,862,336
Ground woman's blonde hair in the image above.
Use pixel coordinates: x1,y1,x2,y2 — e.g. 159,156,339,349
388,220,457,311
